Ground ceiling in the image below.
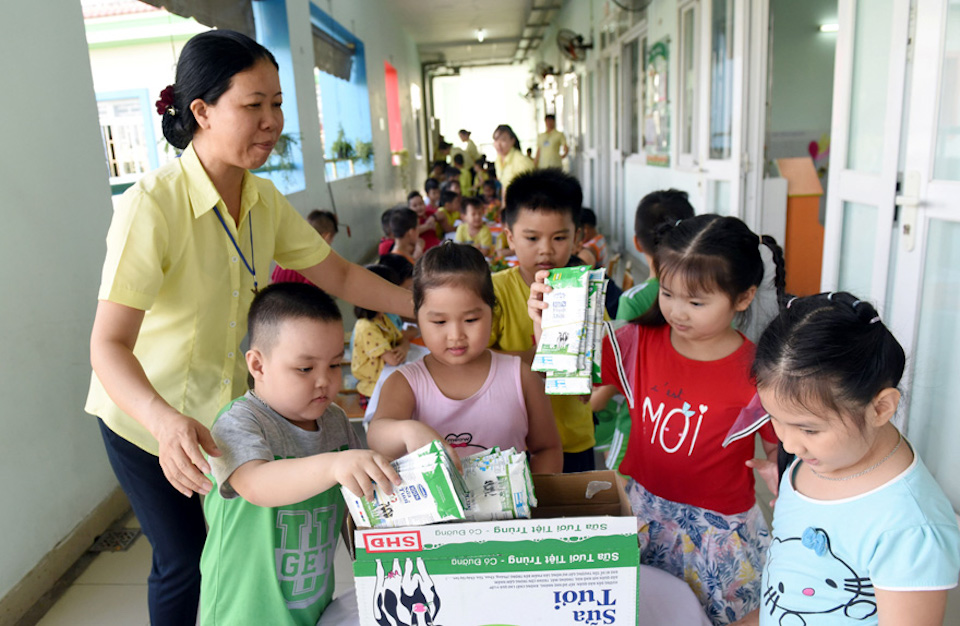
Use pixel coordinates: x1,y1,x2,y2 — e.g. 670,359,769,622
390,0,563,68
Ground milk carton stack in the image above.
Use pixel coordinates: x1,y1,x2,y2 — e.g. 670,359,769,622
532,265,608,394
342,442,537,529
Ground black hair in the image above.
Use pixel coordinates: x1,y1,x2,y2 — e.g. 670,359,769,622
424,178,440,193
407,190,422,202
453,154,465,166
637,214,784,326
502,168,582,228
440,189,460,208
753,292,905,431
413,242,496,317
580,208,598,227
493,124,522,154
307,209,338,235
248,282,341,352
462,196,485,214
634,189,696,253
162,30,278,150
380,207,396,236
354,264,401,320
388,207,418,239
378,253,415,284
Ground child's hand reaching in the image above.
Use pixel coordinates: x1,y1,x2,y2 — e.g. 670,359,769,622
526,269,551,345
334,449,401,501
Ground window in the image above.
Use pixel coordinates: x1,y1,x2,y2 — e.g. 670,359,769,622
96,90,159,191
384,62,403,156
311,4,373,181
678,2,699,165
410,83,423,159
624,38,642,155
709,0,735,160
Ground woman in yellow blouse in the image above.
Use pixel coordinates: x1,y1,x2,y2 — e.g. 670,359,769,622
86,31,412,624
493,124,535,201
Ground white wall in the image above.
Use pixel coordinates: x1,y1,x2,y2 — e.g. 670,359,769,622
283,0,424,264
0,0,119,600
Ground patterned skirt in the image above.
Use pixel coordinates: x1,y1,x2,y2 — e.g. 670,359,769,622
626,481,769,626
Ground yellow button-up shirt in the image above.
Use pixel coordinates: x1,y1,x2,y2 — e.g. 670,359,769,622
85,144,330,454
495,148,535,192
488,266,595,453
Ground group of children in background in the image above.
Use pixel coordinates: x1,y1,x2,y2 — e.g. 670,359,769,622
201,166,959,626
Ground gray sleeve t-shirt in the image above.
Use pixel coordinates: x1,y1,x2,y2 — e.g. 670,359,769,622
209,391,362,499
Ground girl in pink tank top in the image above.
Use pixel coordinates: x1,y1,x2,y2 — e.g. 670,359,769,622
367,243,562,473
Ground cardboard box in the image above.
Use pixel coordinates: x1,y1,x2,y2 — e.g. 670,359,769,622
349,470,639,625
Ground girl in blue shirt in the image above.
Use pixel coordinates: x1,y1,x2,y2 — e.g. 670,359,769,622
733,291,960,625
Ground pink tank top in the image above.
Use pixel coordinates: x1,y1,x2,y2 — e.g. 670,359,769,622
398,351,529,458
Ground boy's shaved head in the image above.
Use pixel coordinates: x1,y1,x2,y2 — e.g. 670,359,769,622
248,283,342,354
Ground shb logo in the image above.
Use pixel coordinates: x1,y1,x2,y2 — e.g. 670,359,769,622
364,530,423,553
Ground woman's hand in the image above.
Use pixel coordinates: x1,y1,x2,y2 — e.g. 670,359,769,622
153,410,221,497
526,269,551,344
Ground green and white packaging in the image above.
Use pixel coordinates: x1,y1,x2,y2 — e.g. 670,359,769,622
461,447,537,521
538,267,608,395
533,266,592,374
342,441,466,529
351,471,640,626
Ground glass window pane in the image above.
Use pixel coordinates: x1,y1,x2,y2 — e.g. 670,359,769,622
709,180,731,215
613,57,620,150
837,201,878,300
628,38,641,154
934,0,960,180
709,0,734,159
681,7,697,155
847,0,894,173
905,219,960,510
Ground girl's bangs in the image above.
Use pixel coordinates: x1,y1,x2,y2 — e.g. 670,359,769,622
657,251,733,299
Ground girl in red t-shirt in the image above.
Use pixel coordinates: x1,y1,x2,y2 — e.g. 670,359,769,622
530,214,786,626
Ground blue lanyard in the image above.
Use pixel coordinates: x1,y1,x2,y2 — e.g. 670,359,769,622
212,206,258,294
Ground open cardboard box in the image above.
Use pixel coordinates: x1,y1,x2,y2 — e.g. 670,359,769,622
343,470,639,626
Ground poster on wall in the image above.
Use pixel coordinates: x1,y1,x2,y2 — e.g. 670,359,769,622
644,39,670,167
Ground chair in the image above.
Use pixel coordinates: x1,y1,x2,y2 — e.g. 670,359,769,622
606,252,621,280
622,259,635,291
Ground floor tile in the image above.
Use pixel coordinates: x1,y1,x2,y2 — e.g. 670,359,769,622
35,584,148,626
73,535,151,586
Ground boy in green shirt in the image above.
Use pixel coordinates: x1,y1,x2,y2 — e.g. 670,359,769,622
616,189,695,321
200,283,400,626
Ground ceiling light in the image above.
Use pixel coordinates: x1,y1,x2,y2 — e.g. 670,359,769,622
476,28,486,43
819,23,839,33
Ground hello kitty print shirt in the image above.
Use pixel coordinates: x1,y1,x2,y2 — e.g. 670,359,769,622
761,450,960,625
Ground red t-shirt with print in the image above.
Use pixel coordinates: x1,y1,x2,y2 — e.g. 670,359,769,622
601,323,777,515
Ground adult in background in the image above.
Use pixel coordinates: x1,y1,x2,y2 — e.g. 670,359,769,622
535,113,568,169
492,124,534,202
86,30,412,625
456,128,481,169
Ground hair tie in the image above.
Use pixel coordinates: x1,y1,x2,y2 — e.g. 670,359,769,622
786,296,798,309
156,84,176,117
